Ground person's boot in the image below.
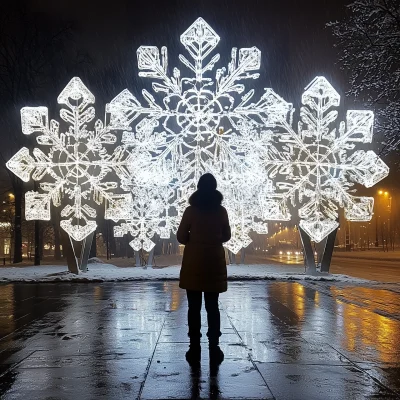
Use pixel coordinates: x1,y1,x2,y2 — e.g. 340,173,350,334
186,343,201,366
209,343,224,365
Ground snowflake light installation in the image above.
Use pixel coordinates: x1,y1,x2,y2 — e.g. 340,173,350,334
243,76,389,242
6,78,131,241
7,18,389,257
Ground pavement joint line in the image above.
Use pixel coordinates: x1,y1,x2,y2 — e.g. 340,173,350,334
253,361,354,366
326,343,399,396
0,313,42,343
0,350,38,378
220,300,276,400
137,317,167,400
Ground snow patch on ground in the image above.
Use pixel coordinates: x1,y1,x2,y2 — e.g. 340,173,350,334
88,257,106,264
0,263,374,284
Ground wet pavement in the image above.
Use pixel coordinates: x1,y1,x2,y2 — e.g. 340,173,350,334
0,281,400,399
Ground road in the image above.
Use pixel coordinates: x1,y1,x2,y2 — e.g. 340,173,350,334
330,257,400,282
245,254,400,283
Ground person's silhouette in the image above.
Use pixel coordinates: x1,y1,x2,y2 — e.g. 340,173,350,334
177,173,231,367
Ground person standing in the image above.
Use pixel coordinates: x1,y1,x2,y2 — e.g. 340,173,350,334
177,173,231,366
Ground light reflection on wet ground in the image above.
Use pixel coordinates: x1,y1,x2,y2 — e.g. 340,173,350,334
0,281,399,399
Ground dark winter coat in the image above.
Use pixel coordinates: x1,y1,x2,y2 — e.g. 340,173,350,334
177,190,231,293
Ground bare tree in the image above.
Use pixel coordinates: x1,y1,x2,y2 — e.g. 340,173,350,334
328,0,400,154
0,4,89,262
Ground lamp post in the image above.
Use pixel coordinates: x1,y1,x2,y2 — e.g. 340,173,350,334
375,190,383,247
376,190,392,251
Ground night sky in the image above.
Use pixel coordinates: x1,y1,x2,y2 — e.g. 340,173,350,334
28,0,352,103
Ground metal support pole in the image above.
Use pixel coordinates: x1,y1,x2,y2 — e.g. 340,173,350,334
135,250,141,267
228,250,235,265
34,220,40,266
240,247,246,264
106,220,110,260
299,226,317,275
80,231,94,273
320,228,338,273
147,248,154,268
60,230,79,274
60,231,94,274
224,248,229,265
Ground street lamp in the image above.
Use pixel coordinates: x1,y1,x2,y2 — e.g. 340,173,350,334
375,190,382,247
376,190,393,251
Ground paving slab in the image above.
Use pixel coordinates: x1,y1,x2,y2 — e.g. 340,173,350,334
255,362,397,400
142,354,272,399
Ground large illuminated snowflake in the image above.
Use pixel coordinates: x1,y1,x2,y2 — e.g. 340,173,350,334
106,17,288,251
6,78,131,241
242,76,389,242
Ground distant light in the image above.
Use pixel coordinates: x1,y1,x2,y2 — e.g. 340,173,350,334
279,251,283,255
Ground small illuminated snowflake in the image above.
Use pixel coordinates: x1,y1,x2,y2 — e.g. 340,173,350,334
112,185,180,252
6,78,131,241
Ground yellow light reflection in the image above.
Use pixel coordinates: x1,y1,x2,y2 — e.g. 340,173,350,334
163,282,183,311
93,286,103,302
269,282,305,322
0,285,15,337
331,287,400,363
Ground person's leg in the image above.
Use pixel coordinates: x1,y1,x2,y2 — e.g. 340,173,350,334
186,290,202,342
185,290,202,365
204,292,223,365
204,292,221,346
